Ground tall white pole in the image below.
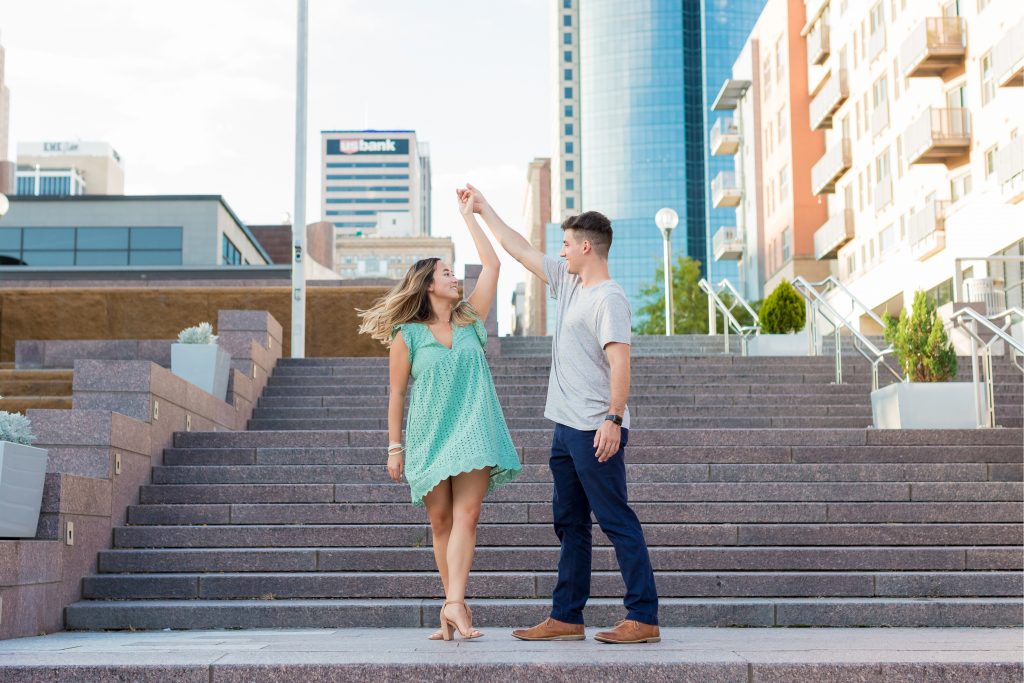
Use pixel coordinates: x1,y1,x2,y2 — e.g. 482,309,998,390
291,0,309,358
662,232,674,336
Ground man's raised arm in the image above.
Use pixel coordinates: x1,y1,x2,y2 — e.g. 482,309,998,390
460,183,548,285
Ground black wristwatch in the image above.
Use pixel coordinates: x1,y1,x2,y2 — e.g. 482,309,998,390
605,414,623,426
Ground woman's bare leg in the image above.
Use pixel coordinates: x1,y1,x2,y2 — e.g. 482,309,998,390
443,467,491,634
423,479,454,638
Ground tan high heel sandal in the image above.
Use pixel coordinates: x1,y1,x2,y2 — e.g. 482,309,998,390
439,600,484,640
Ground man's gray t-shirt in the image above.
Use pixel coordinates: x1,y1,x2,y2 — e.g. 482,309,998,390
542,254,631,431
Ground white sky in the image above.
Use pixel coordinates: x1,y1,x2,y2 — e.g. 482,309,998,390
0,0,553,334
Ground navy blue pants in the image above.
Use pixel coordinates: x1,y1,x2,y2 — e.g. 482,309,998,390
548,422,659,626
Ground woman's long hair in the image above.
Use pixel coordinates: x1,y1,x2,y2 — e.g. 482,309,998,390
357,257,479,346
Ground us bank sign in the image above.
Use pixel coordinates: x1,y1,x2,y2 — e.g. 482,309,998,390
326,138,410,156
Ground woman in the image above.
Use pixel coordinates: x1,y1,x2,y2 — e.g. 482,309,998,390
357,188,521,641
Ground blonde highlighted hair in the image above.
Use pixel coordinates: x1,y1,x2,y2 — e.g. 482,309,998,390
357,257,479,346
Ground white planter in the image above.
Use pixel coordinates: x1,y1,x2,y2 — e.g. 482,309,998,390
171,343,232,401
0,441,49,538
871,382,985,429
746,331,811,356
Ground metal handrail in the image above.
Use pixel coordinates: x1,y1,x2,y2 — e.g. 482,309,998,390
949,306,1024,428
791,276,902,391
698,278,759,354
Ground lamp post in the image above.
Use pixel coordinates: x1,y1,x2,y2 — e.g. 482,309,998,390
655,207,679,336
291,0,309,358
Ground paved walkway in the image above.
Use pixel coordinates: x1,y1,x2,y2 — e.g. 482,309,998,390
0,627,1021,681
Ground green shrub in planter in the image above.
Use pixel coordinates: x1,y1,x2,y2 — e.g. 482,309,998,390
882,290,957,382
759,280,805,334
0,409,35,445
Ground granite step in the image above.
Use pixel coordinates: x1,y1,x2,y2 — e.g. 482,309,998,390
150,462,1009,485
62,596,1024,629
111,522,1024,549
95,545,1023,573
136,481,1022,505
125,501,1024,526
246,416,884,431
258,392,879,407
159,445,1024,468
80,570,1024,600
250,404,877,419
171,428,1024,449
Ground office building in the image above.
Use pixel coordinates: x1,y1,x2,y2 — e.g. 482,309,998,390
802,0,1024,328
550,0,766,316
16,141,125,196
320,130,431,238
334,234,454,281
711,0,831,300
522,157,551,336
0,195,270,267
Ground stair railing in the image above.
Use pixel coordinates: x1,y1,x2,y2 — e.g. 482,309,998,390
790,276,902,391
698,278,760,355
948,306,1024,428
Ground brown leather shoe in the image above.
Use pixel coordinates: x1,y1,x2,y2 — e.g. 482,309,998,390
511,617,585,641
593,619,661,644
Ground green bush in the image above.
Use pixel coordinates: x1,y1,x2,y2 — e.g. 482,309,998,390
759,280,805,334
882,290,957,382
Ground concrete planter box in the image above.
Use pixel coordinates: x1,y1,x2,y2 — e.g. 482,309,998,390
747,331,810,356
0,441,49,538
171,343,231,401
871,382,984,429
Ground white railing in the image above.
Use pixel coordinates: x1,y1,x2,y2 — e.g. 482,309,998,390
949,307,1024,428
712,226,743,261
698,278,760,354
904,108,971,165
810,68,849,130
993,18,1024,87
811,138,852,195
995,136,1023,188
900,17,966,77
813,208,855,260
710,117,740,155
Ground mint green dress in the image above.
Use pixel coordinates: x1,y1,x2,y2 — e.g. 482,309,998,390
393,317,521,507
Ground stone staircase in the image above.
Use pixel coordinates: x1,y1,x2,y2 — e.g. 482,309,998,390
65,346,1024,630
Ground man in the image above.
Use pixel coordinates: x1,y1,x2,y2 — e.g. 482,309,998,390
459,184,659,644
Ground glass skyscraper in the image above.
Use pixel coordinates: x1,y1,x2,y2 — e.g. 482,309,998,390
551,0,765,324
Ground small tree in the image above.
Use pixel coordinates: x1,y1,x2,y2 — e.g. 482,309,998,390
759,279,805,334
633,256,761,335
883,290,957,382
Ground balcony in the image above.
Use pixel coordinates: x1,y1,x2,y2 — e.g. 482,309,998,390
810,68,849,130
813,208,855,260
871,101,889,137
995,136,1024,203
903,107,971,167
713,226,743,261
873,177,893,213
808,21,830,66
710,117,740,156
711,171,741,208
900,17,966,80
868,27,886,64
908,200,949,261
811,138,852,195
993,18,1024,87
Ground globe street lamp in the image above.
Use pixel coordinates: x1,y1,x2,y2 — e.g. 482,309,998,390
0,193,8,218
655,207,679,336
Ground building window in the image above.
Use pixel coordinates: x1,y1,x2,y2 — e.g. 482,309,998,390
782,228,792,263
564,123,573,136
564,68,572,80
222,235,243,265
981,51,996,105
563,32,571,45
563,14,571,26
566,178,575,191
564,87,573,98
564,104,573,117
777,107,786,142
985,145,998,178
762,59,772,98
566,197,575,209
950,172,972,203
565,160,574,172
880,224,895,253
564,50,572,62
775,37,785,81
779,165,790,199
565,141,574,154
875,148,891,180
563,0,571,7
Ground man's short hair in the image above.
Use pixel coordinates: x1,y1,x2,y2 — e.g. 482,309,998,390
561,211,613,259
